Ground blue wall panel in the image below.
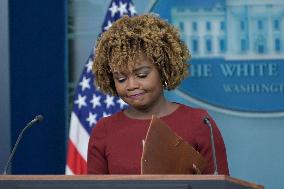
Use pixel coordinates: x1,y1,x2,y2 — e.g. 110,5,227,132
9,0,67,174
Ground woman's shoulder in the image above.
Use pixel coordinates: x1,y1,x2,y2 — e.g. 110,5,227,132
177,103,208,117
170,103,212,126
96,110,124,127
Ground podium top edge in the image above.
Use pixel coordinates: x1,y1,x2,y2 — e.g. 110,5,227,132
0,175,264,189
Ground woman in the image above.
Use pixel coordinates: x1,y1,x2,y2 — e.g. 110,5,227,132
87,14,229,175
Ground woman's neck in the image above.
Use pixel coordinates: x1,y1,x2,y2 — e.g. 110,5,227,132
124,97,178,120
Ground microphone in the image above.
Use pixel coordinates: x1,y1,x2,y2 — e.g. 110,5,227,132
2,115,44,175
203,116,218,175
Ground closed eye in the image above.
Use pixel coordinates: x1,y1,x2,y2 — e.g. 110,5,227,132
136,70,150,79
116,77,126,83
137,73,148,78
113,76,127,83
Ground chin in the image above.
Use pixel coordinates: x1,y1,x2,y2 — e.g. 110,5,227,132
131,103,151,110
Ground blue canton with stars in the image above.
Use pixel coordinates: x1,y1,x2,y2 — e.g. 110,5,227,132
73,0,136,135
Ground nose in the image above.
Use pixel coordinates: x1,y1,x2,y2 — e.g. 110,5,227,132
126,76,139,91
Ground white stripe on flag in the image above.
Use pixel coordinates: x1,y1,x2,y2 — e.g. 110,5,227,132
69,112,90,162
65,165,74,175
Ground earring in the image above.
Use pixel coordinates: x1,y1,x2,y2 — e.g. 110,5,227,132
163,80,168,88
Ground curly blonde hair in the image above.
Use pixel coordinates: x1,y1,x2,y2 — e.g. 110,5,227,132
92,14,190,96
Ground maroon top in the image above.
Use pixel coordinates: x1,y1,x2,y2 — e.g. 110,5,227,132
87,104,229,175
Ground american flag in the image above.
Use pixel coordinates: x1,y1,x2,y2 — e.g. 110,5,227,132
66,0,136,175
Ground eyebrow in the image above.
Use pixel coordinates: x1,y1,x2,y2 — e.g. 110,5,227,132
133,66,151,72
112,66,152,75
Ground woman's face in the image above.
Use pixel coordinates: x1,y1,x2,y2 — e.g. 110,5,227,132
112,56,164,110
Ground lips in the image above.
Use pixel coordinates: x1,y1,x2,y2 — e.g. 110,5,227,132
128,93,144,100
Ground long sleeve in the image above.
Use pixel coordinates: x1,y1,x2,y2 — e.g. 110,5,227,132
87,120,109,174
211,117,230,175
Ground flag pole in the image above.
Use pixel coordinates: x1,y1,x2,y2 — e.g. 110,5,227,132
146,0,159,13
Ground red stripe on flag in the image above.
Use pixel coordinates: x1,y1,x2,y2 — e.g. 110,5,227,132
66,139,87,174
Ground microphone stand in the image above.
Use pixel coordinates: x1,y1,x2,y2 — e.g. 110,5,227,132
2,115,43,175
203,116,218,175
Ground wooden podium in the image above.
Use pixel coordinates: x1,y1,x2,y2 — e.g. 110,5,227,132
0,175,264,189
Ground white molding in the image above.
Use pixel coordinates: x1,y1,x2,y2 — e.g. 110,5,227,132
0,0,11,172
173,89,284,118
